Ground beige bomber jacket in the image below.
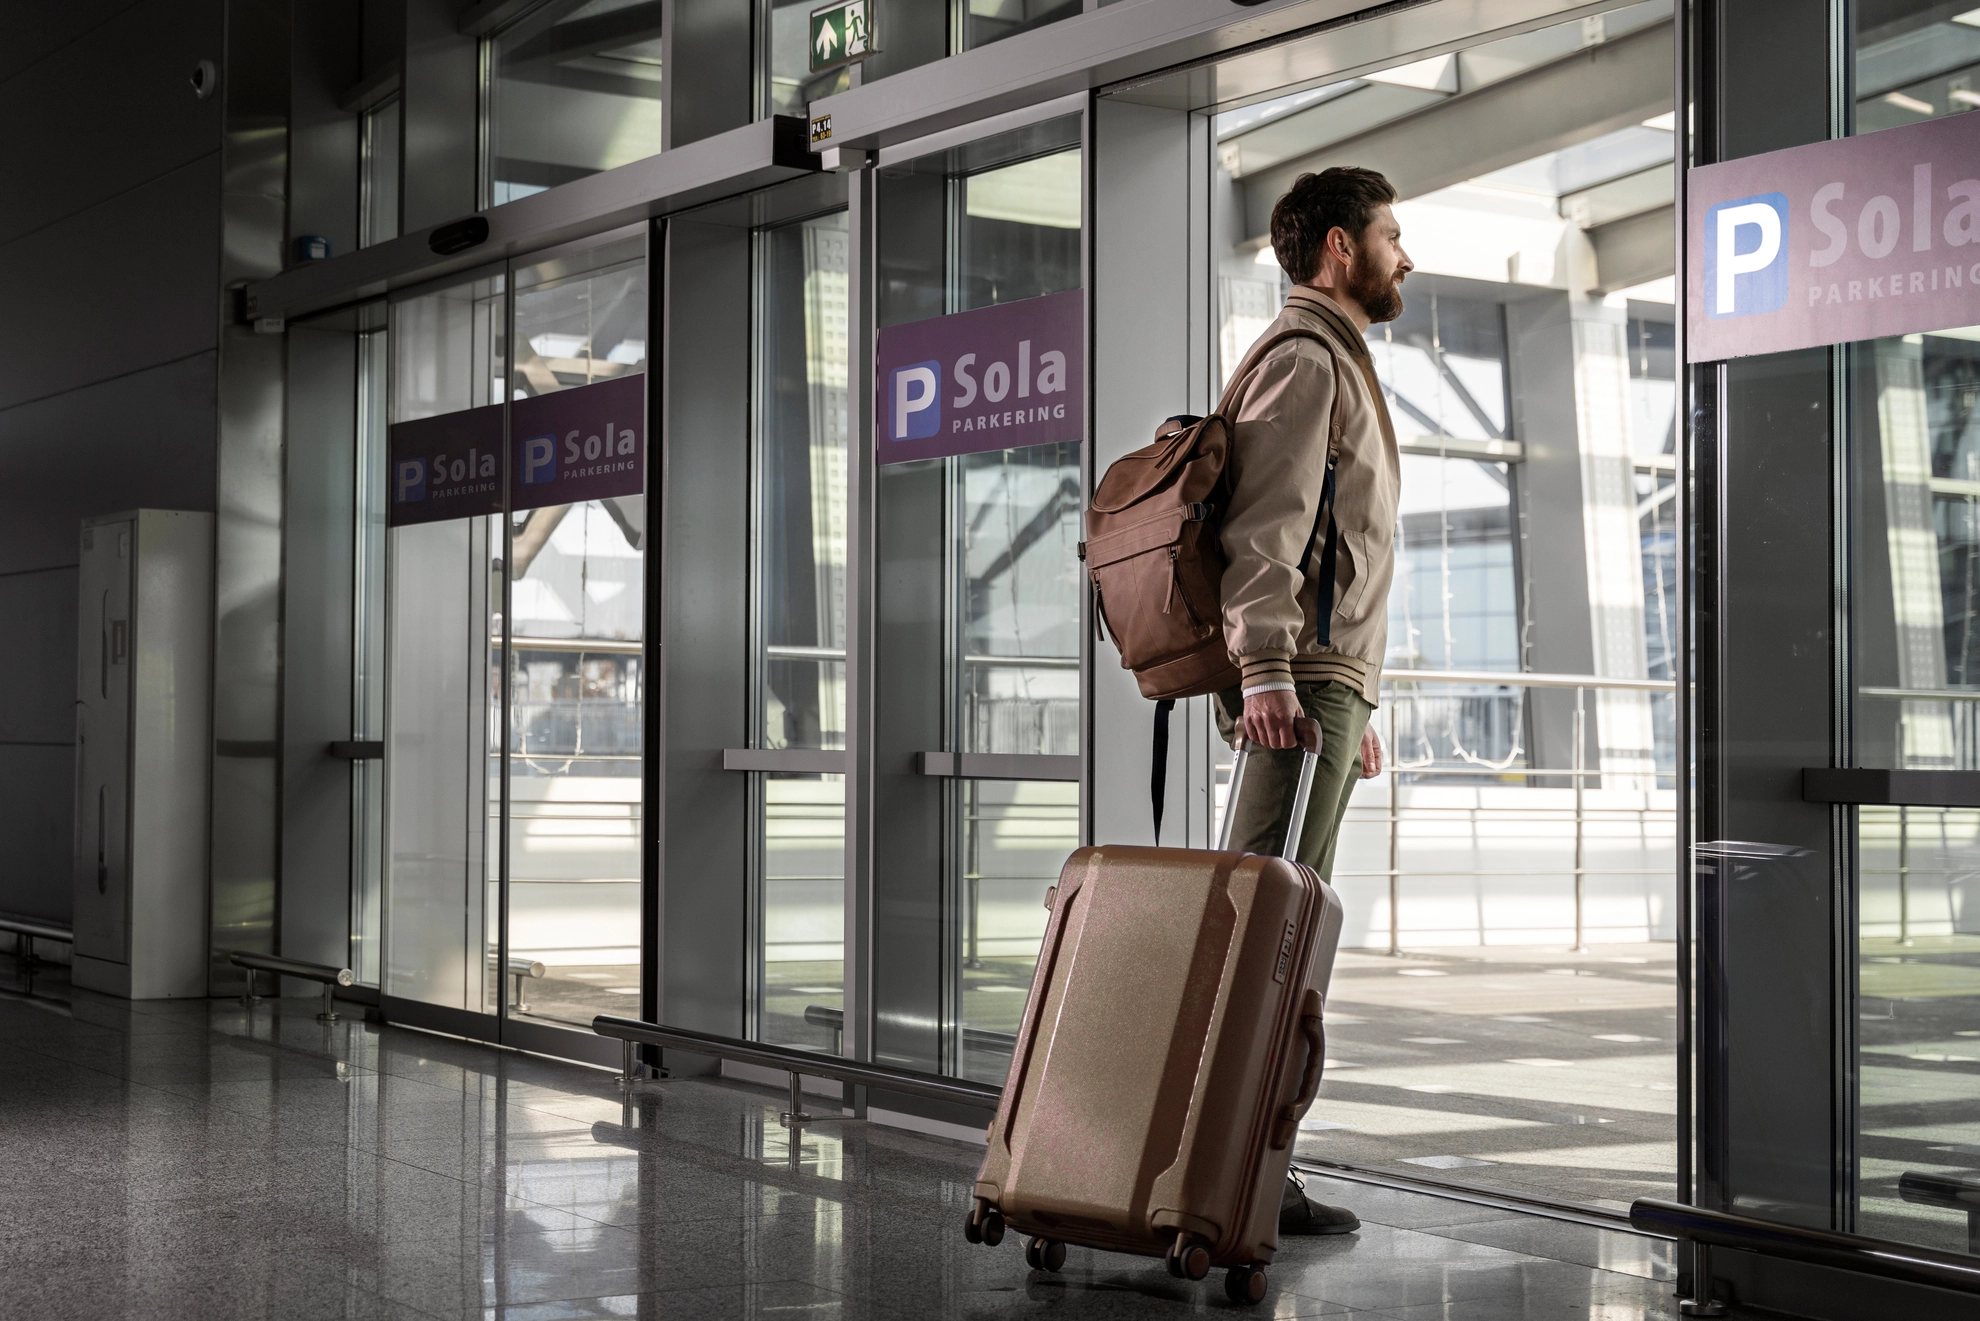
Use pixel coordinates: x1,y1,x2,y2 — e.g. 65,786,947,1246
1216,287,1401,708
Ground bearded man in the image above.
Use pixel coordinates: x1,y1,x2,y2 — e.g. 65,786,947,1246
1217,166,1410,1235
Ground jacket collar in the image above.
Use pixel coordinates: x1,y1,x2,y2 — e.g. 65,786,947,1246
1284,286,1369,358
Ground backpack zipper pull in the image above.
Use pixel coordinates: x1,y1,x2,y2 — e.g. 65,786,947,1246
1163,547,1179,614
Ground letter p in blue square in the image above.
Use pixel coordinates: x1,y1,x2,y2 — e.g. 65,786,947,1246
1705,192,1789,318
889,361,942,441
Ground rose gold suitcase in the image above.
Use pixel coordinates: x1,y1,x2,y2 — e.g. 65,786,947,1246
965,722,1345,1306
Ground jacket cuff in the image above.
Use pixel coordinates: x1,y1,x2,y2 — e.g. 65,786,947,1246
1238,653,1293,687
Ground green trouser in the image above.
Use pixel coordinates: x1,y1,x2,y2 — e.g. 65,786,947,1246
1214,680,1374,882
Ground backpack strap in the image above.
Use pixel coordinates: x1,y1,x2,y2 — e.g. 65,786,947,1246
1150,698,1175,845
1218,325,1353,648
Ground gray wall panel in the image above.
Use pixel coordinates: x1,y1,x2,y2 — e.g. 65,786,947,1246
0,0,145,85
289,0,361,259
0,745,76,922
402,0,477,230
660,217,751,1041
664,0,752,149
0,566,79,924
1091,98,1201,848
0,0,223,250
0,567,78,745
0,155,221,417
0,353,218,578
280,326,358,968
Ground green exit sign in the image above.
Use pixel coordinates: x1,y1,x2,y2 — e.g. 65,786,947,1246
809,0,873,74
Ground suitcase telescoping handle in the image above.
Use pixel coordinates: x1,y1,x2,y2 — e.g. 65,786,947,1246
1216,716,1323,856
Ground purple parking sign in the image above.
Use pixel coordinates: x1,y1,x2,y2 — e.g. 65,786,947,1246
386,376,646,527
1688,110,1980,360
875,289,1083,464
388,404,503,526
511,374,646,511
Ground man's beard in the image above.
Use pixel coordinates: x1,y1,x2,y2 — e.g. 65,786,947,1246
1347,251,1403,323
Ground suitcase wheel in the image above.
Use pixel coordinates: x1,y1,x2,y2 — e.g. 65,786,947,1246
1224,1265,1268,1305
1023,1237,1066,1272
964,1203,1004,1246
1164,1236,1210,1281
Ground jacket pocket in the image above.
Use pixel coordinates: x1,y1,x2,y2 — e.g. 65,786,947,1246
1334,528,1386,625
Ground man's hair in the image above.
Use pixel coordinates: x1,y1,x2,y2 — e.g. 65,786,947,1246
1269,167,1397,283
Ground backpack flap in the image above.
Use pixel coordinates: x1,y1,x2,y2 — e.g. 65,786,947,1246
1082,503,1211,571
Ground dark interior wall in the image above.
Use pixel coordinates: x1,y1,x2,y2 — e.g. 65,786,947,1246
0,0,226,924
289,1,360,259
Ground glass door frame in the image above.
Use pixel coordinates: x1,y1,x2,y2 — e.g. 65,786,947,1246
376,224,651,1068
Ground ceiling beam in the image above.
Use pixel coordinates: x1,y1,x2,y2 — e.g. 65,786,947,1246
1241,20,1671,236
1590,203,1673,294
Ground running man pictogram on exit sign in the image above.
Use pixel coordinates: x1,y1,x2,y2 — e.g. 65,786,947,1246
809,0,873,74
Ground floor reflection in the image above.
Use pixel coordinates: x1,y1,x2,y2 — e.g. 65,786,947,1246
0,956,1683,1319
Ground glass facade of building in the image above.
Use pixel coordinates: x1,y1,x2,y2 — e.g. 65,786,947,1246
216,1,1980,1310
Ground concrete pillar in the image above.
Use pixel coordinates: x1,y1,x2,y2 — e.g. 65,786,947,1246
1508,286,1654,788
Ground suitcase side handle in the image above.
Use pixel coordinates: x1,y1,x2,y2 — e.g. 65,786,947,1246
1218,716,1322,854
1271,988,1326,1149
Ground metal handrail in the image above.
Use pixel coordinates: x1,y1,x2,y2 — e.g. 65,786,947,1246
1630,1197,1980,1301
591,1013,1000,1129
1385,668,1676,692
0,917,73,945
2,916,72,992
228,951,355,1023
801,1004,1017,1056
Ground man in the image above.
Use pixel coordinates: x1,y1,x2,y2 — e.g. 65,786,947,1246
1218,167,1408,1236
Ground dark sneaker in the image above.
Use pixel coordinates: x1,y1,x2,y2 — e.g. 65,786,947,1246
1279,1171,1361,1236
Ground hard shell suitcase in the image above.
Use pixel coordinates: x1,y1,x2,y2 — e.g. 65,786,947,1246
966,720,1346,1305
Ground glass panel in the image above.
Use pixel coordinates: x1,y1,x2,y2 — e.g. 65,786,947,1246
361,98,400,249
752,210,851,1050
761,773,846,1049
875,117,1082,1080
1858,805,1980,1251
756,213,850,753
384,274,504,1014
960,0,1080,56
1206,3,1677,1208
762,0,851,118
1856,3,1980,136
1852,321,1980,1253
504,235,647,1027
486,0,666,205
351,326,388,986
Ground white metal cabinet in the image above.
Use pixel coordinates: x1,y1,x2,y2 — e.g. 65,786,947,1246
72,510,213,998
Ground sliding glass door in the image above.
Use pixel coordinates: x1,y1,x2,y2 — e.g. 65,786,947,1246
380,230,648,1039
873,115,1085,1083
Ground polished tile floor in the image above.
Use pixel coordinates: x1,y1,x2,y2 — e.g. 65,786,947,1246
0,972,1681,1320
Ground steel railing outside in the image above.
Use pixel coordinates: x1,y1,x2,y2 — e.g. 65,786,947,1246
1299,669,1680,955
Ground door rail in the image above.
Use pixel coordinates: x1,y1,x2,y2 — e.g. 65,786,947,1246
591,1014,1001,1129
1630,1197,1980,1301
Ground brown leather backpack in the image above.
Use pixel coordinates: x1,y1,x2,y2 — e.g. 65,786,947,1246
1081,327,1346,841
1083,327,1346,700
